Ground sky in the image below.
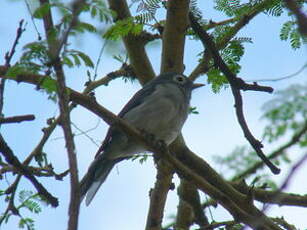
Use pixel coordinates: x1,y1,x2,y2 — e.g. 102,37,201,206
0,0,306,230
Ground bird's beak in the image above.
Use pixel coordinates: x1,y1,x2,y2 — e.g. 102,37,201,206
192,83,205,90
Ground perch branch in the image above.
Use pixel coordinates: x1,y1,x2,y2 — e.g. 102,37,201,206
107,0,155,84
0,73,282,229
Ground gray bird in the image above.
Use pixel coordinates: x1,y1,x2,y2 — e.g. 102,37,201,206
80,72,203,205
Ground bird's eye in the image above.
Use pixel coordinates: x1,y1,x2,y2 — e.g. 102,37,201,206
173,75,186,84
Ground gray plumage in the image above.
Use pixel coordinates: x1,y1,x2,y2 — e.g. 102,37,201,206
80,72,202,205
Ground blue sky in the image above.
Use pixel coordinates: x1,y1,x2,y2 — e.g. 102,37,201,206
1,0,306,229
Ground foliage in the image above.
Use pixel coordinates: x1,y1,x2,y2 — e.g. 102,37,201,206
1,0,306,229
62,49,94,68
280,21,305,49
189,106,199,115
0,190,45,230
213,84,306,182
206,37,251,93
103,17,143,40
262,84,307,144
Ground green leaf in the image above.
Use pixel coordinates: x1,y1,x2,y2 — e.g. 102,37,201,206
74,22,97,33
290,29,301,49
280,21,294,40
72,54,81,66
91,5,97,17
41,77,57,93
189,106,199,114
103,17,143,40
206,68,229,93
62,56,74,68
19,218,35,230
23,200,42,214
77,52,94,68
6,65,26,78
33,3,51,19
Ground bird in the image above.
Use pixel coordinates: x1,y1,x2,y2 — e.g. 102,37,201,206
80,72,203,205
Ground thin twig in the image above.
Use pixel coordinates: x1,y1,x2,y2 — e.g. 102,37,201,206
0,20,26,118
0,134,58,206
84,63,135,93
24,0,42,40
245,62,307,82
279,153,307,192
233,121,307,180
93,40,108,81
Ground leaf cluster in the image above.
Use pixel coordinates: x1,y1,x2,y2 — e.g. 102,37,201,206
206,36,251,93
1,190,45,230
280,21,306,49
7,41,50,76
133,0,162,24
103,17,143,40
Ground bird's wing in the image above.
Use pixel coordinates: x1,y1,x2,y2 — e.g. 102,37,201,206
95,84,156,158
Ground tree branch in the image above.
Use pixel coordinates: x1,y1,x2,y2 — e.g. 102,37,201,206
84,64,136,93
0,72,282,229
145,160,174,230
189,0,272,81
0,114,35,124
0,134,58,207
160,0,190,74
284,0,307,36
189,12,280,174
231,180,307,207
39,1,81,229
233,120,307,180
152,1,191,228
1,20,25,120
176,179,209,229
107,0,155,85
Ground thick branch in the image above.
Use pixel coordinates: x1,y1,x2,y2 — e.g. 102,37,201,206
149,1,190,227
176,179,209,229
145,160,173,230
107,0,155,84
160,0,190,74
284,0,307,36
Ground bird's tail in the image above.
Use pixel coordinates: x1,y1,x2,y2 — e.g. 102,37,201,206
80,157,118,206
